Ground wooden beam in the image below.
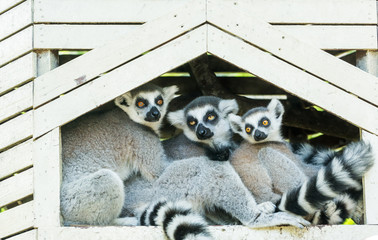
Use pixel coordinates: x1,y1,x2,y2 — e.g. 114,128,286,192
0,140,32,180
0,111,32,151
208,26,378,135
0,0,32,41
33,0,206,108
0,201,34,239
207,1,378,106
0,26,32,67
0,0,24,14
7,230,37,240
33,128,61,228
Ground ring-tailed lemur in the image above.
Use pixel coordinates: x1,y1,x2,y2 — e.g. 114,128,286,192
61,83,177,226
228,98,374,224
123,96,310,234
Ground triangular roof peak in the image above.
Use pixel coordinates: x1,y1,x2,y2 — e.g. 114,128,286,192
33,0,378,138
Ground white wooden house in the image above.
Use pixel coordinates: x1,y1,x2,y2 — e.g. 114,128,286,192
1,0,378,239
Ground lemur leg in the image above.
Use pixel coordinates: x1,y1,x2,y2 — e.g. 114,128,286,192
258,147,306,194
61,169,125,225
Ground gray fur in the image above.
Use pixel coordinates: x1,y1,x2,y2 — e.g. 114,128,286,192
61,84,177,225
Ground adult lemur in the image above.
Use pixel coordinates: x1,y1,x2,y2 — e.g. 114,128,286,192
228,98,374,224
60,83,177,226
123,96,310,235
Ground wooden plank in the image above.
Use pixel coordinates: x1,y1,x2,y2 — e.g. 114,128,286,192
362,131,378,224
0,26,32,67
0,140,33,180
0,53,36,96
0,111,32,151
0,0,32,41
208,26,378,135
0,201,34,238
34,25,207,138
34,128,61,228
357,51,378,77
38,225,378,240
33,0,377,24
0,168,33,208
0,82,33,123
207,1,378,105
36,50,59,76
7,230,37,240
33,0,206,108
0,0,24,14
34,24,377,50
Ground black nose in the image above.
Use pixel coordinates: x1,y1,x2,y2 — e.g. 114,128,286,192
145,107,161,122
254,129,267,141
196,124,214,140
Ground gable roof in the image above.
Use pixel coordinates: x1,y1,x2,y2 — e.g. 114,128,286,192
33,0,378,138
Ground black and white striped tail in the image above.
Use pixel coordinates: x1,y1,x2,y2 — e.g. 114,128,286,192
138,199,213,240
279,141,374,218
290,142,337,166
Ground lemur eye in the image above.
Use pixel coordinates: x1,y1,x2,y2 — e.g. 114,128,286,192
137,101,145,108
262,120,269,126
156,99,163,105
207,115,215,121
245,127,252,133
189,121,196,126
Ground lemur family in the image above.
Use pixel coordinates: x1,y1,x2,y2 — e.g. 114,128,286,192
61,83,374,240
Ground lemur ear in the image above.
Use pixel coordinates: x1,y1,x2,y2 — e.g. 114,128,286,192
115,92,133,110
219,99,239,116
228,114,243,135
267,98,284,119
163,85,179,102
167,109,185,129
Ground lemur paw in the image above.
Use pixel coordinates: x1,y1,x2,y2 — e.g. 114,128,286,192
256,202,276,214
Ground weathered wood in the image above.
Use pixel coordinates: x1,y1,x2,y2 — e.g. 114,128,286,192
208,26,378,135
0,139,32,180
0,168,33,208
33,24,377,50
0,26,32,67
36,50,59,76
207,1,378,105
38,225,378,240
7,230,37,240
0,201,34,238
357,51,378,77
34,25,207,138
0,0,24,14
33,0,206,108
0,53,36,96
0,0,32,41
0,82,32,123
33,0,377,24
34,128,61,228
0,111,32,151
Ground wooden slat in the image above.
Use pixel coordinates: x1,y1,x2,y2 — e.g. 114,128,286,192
208,26,378,135
0,111,32,151
34,25,207,138
7,230,37,240
0,26,32,67
33,0,377,24
34,24,377,50
0,201,34,238
0,0,24,14
0,168,33,208
0,140,32,180
0,0,32,41
208,1,378,106
33,0,206,108
34,128,61,228
0,82,33,123
38,225,378,240
0,53,36,96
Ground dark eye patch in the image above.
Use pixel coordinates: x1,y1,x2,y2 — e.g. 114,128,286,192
245,123,254,134
187,116,197,130
259,117,270,127
203,110,219,125
135,97,148,108
155,95,163,106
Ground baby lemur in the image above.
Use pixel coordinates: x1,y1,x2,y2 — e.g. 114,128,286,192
60,83,177,226
229,98,374,224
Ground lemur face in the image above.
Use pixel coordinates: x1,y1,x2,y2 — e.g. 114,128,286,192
115,84,178,134
168,96,239,149
229,99,284,144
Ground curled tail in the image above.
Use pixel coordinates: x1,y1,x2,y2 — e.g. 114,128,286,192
138,199,213,240
290,142,337,166
279,141,374,219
